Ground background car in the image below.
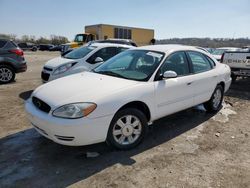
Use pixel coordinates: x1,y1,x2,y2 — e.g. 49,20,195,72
41,43,134,82
211,47,240,61
0,39,27,84
26,45,231,150
49,45,62,51
18,42,38,51
91,39,138,47
39,44,54,51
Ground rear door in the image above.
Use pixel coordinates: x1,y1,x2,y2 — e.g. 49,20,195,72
186,51,218,105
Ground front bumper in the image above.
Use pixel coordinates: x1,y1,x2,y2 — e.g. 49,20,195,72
25,99,113,146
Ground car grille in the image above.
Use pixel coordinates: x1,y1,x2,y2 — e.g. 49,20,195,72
54,135,75,141
41,72,50,81
32,97,51,113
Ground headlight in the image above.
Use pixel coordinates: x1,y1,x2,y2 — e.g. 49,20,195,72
53,63,76,75
52,103,97,119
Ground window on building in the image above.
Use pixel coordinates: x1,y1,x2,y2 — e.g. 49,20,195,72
114,28,132,39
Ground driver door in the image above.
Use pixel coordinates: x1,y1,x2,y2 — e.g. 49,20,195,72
154,51,195,119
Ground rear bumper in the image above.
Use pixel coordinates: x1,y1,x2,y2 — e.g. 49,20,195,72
15,62,27,73
231,67,250,77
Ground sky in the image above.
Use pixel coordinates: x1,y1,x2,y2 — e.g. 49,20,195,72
0,0,250,40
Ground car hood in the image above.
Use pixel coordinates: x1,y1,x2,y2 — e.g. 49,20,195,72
32,72,139,108
45,56,77,68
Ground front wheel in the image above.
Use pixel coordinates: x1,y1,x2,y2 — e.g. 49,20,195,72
107,108,148,150
204,85,224,112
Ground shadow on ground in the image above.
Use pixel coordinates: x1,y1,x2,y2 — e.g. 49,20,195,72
19,90,33,101
0,107,214,187
225,77,250,100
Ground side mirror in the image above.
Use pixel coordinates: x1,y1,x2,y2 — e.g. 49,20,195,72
163,71,178,79
94,57,104,63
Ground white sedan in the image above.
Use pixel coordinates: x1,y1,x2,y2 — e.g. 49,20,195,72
41,43,133,82
26,45,231,150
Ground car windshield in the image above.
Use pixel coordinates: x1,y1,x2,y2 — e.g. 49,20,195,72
63,46,96,59
74,34,87,42
93,50,164,81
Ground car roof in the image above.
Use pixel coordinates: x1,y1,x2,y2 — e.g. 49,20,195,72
136,44,201,53
217,47,240,50
88,42,134,48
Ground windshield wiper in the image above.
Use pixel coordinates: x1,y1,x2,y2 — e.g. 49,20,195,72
96,70,127,79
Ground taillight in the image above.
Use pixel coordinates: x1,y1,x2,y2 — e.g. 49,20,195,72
9,49,24,56
220,53,225,63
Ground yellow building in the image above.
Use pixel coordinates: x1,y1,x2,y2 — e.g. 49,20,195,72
85,24,155,46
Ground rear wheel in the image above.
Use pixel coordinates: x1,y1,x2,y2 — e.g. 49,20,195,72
231,74,237,83
107,108,148,150
204,85,224,112
0,65,15,84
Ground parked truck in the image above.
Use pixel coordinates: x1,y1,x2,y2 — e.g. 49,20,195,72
222,48,250,81
61,24,154,52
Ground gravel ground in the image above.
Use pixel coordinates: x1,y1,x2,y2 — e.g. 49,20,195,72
0,51,249,188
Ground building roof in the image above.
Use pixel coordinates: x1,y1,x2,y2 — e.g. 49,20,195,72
85,24,154,31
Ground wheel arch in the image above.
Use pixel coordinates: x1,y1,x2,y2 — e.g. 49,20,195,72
116,101,151,122
217,81,225,92
0,62,15,71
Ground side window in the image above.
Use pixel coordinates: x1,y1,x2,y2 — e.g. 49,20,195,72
205,56,216,67
87,47,117,64
187,51,212,73
0,40,7,48
160,52,190,76
4,41,17,49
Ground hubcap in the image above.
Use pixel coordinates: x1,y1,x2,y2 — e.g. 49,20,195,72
0,68,12,82
212,89,222,109
113,115,142,145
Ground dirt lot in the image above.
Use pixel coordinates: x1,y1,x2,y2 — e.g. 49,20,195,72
0,51,249,188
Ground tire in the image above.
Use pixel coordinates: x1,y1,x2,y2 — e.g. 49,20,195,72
0,65,15,84
106,108,148,150
231,74,237,83
32,47,37,51
204,85,224,113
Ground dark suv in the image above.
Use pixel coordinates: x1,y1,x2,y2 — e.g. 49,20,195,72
0,39,27,84
18,42,38,51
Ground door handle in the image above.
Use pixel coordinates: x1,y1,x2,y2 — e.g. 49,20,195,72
187,82,193,85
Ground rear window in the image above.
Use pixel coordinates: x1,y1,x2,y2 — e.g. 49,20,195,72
0,40,7,48
4,41,18,49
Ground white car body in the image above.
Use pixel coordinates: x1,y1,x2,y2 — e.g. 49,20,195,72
26,45,231,147
41,43,133,82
